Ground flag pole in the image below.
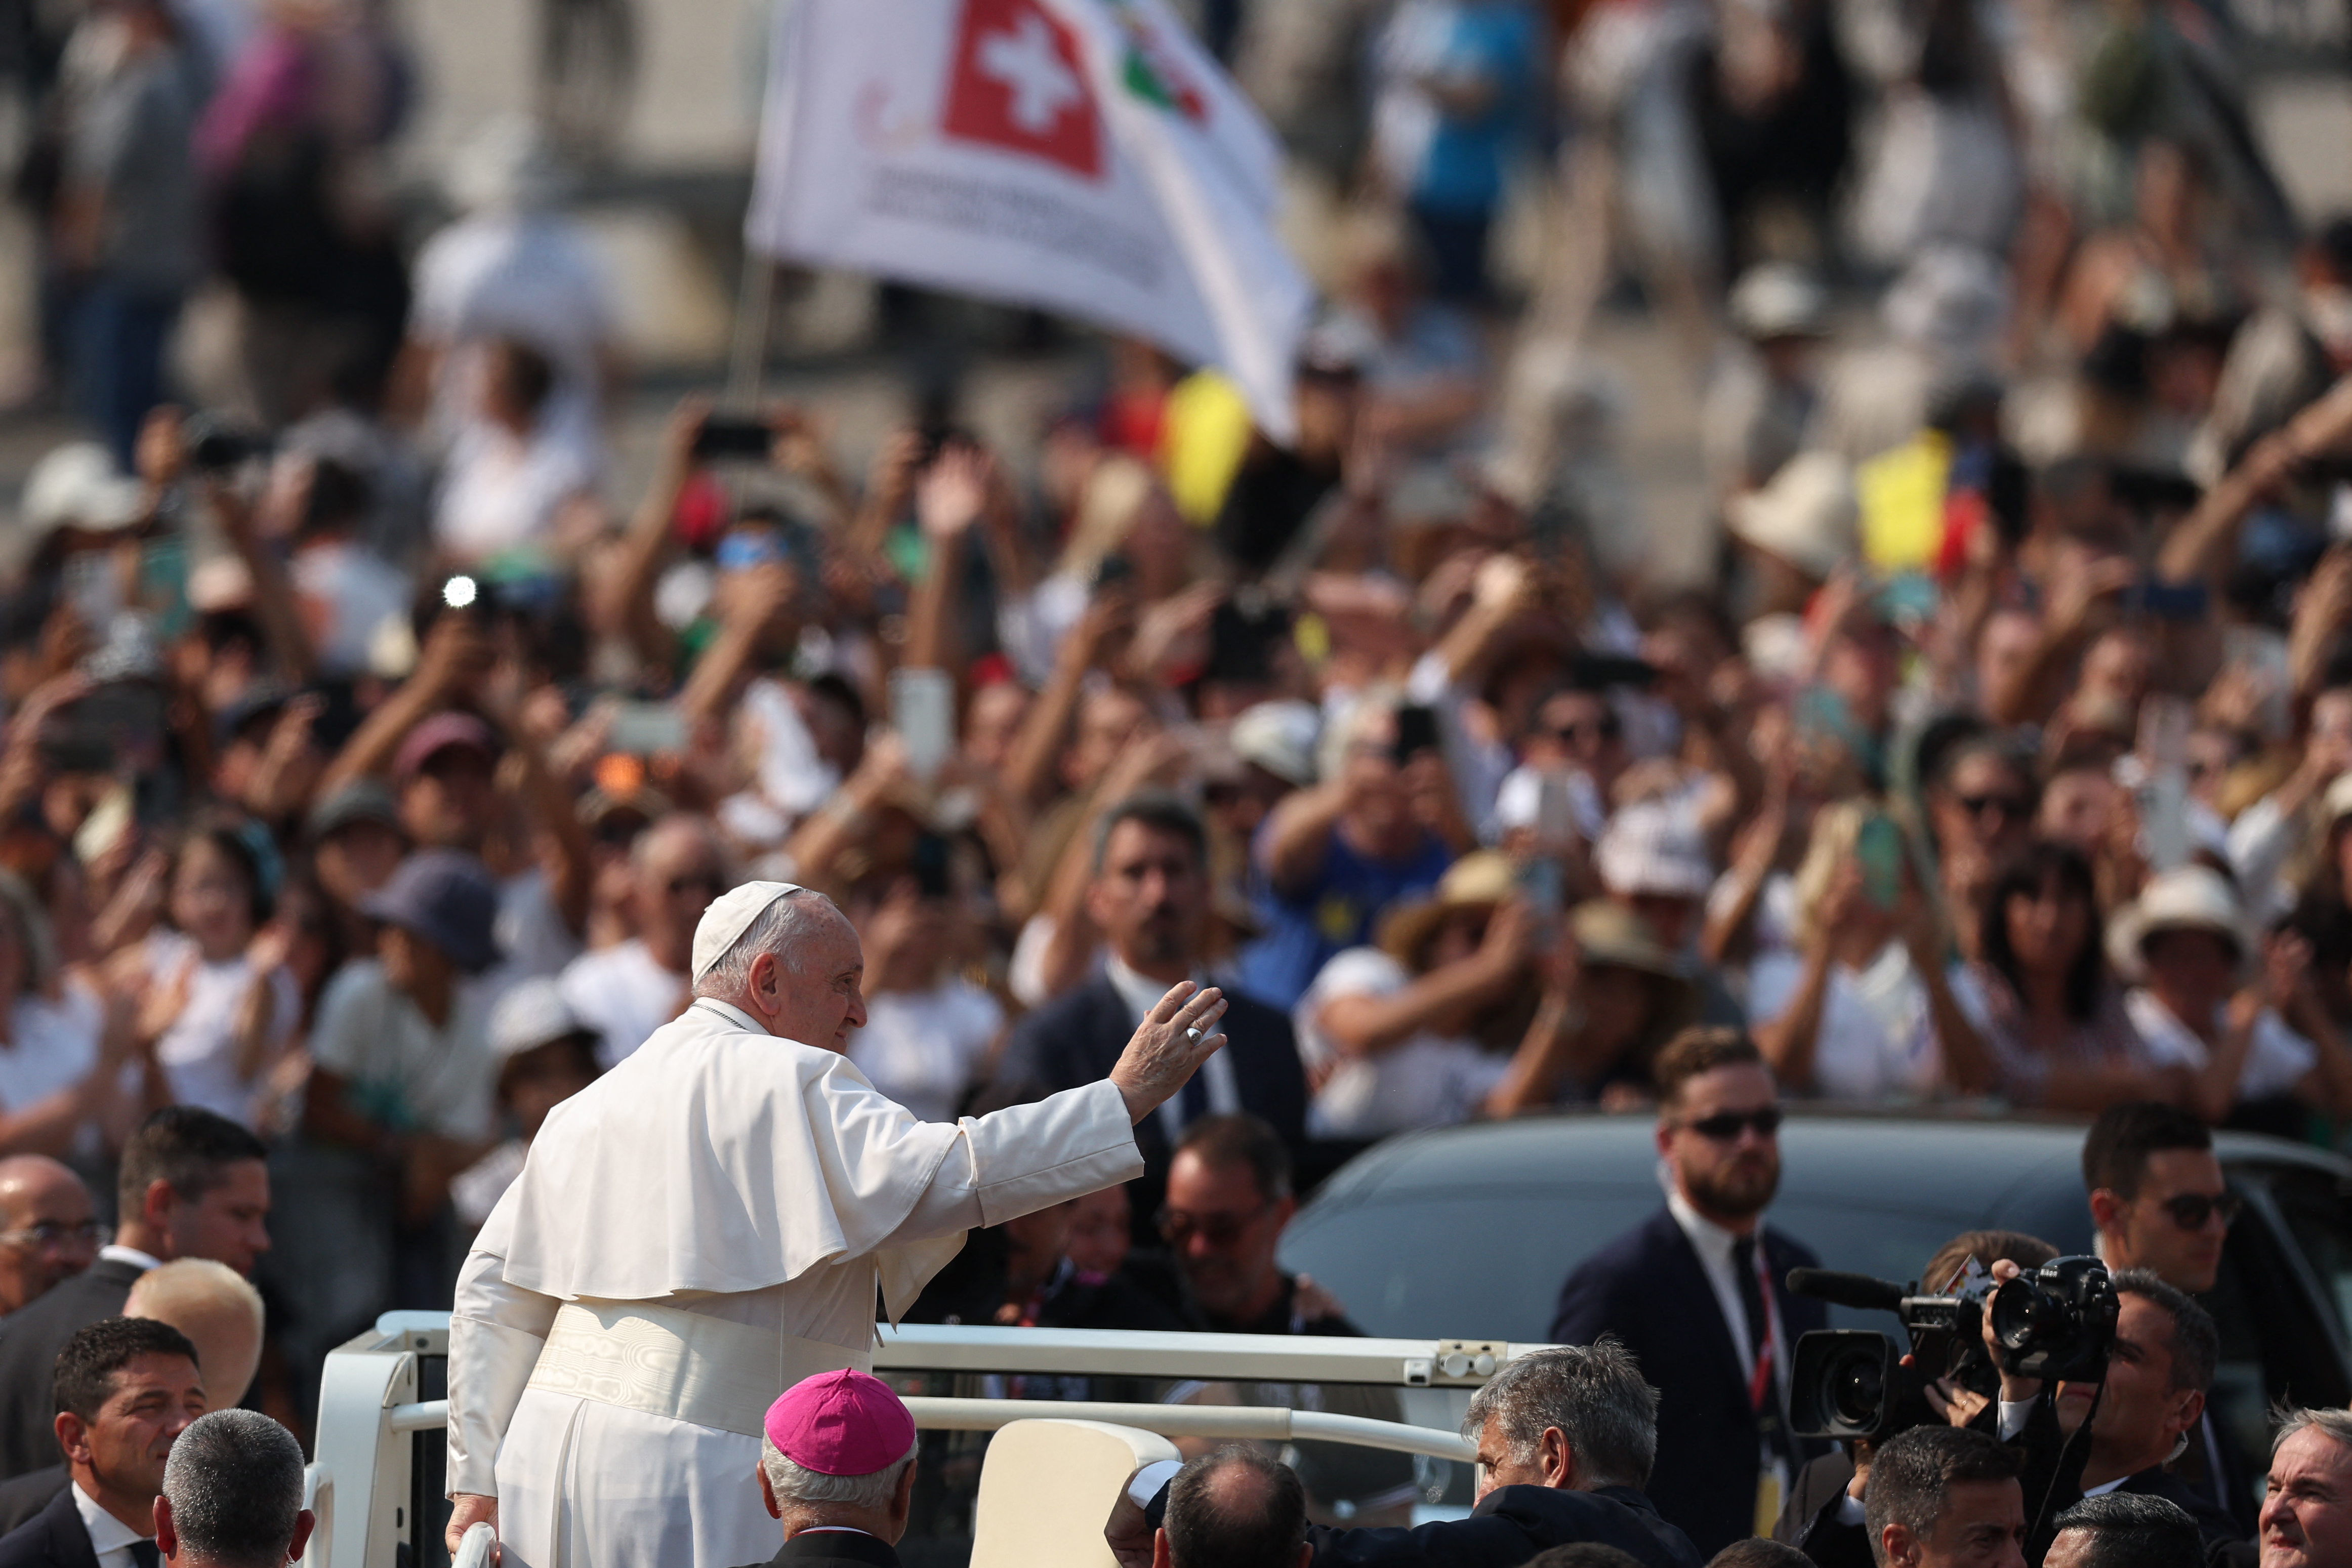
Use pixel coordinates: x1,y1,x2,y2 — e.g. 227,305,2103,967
727,254,777,404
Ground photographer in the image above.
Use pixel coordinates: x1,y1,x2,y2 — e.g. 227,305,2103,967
1776,1230,2058,1568
1982,1265,2243,1560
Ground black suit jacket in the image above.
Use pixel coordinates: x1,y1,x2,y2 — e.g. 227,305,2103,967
0,1480,98,1568
1305,1482,1703,1568
728,1529,900,1568
0,1260,143,1481
996,976,1308,1175
2121,1464,2249,1556
0,1472,65,1541
1549,1208,1831,1561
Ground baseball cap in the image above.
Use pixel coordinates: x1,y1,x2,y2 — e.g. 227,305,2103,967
394,712,500,782
359,850,501,973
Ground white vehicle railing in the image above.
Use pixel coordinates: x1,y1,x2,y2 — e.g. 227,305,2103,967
305,1312,1549,1568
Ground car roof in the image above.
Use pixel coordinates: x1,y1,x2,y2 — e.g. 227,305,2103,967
1279,1111,2351,1343
1304,1111,2351,1210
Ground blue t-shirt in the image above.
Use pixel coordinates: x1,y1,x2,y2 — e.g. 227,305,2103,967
1235,827,1455,1012
1405,1,1538,216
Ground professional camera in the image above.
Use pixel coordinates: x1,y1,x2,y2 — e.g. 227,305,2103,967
1784,1256,2118,1442
1786,1268,2000,1442
1988,1255,2120,1383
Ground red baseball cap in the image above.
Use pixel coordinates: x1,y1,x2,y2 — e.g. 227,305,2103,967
394,712,500,782
763,1370,915,1477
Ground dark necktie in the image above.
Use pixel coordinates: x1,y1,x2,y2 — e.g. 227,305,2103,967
1731,1235,1791,1463
130,1540,159,1568
1177,1067,1209,1127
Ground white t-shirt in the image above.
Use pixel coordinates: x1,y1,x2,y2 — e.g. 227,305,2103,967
2126,989,2317,1105
309,959,500,1141
433,418,600,562
1293,946,1511,1137
291,541,413,679
1747,941,1941,1101
846,980,1005,1126
493,868,582,989
144,930,298,1129
409,211,612,441
451,1138,527,1229
558,938,687,1070
0,981,105,1114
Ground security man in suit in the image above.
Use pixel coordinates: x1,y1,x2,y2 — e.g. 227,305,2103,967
1549,1028,1829,1559
0,1318,206,1568
0,1110,267,1482
996,792,1307,1201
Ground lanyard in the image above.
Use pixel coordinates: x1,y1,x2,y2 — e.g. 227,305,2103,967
1746,1239,1781,1413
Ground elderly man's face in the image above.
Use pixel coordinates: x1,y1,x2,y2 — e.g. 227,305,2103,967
758,906,869,1052
0,1160,94,1314
2264,1428,2352,1568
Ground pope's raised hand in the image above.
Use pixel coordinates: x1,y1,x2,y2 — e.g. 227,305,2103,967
1108,981,1229,1126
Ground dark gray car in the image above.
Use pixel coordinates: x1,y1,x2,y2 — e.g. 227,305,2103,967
1279,1111,2352,1478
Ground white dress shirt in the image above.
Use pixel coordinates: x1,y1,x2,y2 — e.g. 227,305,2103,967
72,1481,151,1568
1666,1184,1791,1505
1104,957,1237,1146
97,1243,159,1272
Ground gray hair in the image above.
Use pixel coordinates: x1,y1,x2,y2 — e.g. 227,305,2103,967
758,1432,916,1512
1460,1340,1658,1491
2275,1405,2352,1458
160,1410,306,1568
2050,1493,2201,1568
693,888,839,994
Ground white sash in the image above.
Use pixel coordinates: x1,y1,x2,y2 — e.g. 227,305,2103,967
524,1300,864,1439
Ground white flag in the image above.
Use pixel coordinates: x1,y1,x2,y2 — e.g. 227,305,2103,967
746,0,1312,442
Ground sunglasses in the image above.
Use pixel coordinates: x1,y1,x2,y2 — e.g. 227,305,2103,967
0,1220,102,1251
2158,1191,2243,1231
1156,1203,1272,1248
667,873,727,898
1678,1107,1784,1141
1957,793,2032,821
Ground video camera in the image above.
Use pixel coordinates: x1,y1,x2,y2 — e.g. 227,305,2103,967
1785,1256,2119,1442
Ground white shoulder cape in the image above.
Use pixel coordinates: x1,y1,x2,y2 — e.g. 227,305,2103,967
498,1000,965,1305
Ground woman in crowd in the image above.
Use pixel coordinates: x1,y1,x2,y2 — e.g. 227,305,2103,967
2112,865,2352,1135
1292,851,1531,1138
1484,899,1699,1113
1749,799,1992,1100
126,817,300,1129
1951,840,2161,1110
0,872,151,1156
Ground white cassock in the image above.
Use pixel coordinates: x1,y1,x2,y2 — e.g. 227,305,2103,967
446,996,1143,1568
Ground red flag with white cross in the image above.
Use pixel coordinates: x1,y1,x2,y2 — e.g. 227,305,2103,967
941,0,1103,179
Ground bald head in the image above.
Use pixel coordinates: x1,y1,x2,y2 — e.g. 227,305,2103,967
127,1259,266,1409
633,815,733,974
0,1156,94,1313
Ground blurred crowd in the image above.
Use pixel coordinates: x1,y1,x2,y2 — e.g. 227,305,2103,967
0,0,2343,1445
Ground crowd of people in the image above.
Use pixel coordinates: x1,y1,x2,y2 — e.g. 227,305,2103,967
0,0,2343,1555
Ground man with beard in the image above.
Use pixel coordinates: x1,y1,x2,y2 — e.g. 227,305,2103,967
998,794,1307,1204
1549,1029,1828,1560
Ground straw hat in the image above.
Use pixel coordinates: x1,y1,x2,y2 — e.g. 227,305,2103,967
1378,852,1515,965
1569,900,1689,980
2105,865,2255,983
1725,452,1858,582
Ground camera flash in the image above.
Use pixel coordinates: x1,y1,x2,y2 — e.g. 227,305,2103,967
443,576,479,610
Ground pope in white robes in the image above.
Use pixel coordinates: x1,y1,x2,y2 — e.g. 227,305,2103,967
443,881,1229,1568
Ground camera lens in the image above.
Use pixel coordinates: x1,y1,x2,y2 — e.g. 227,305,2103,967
1827,1346,1885,1427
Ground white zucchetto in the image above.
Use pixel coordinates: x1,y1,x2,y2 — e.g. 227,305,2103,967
690,881,807,982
